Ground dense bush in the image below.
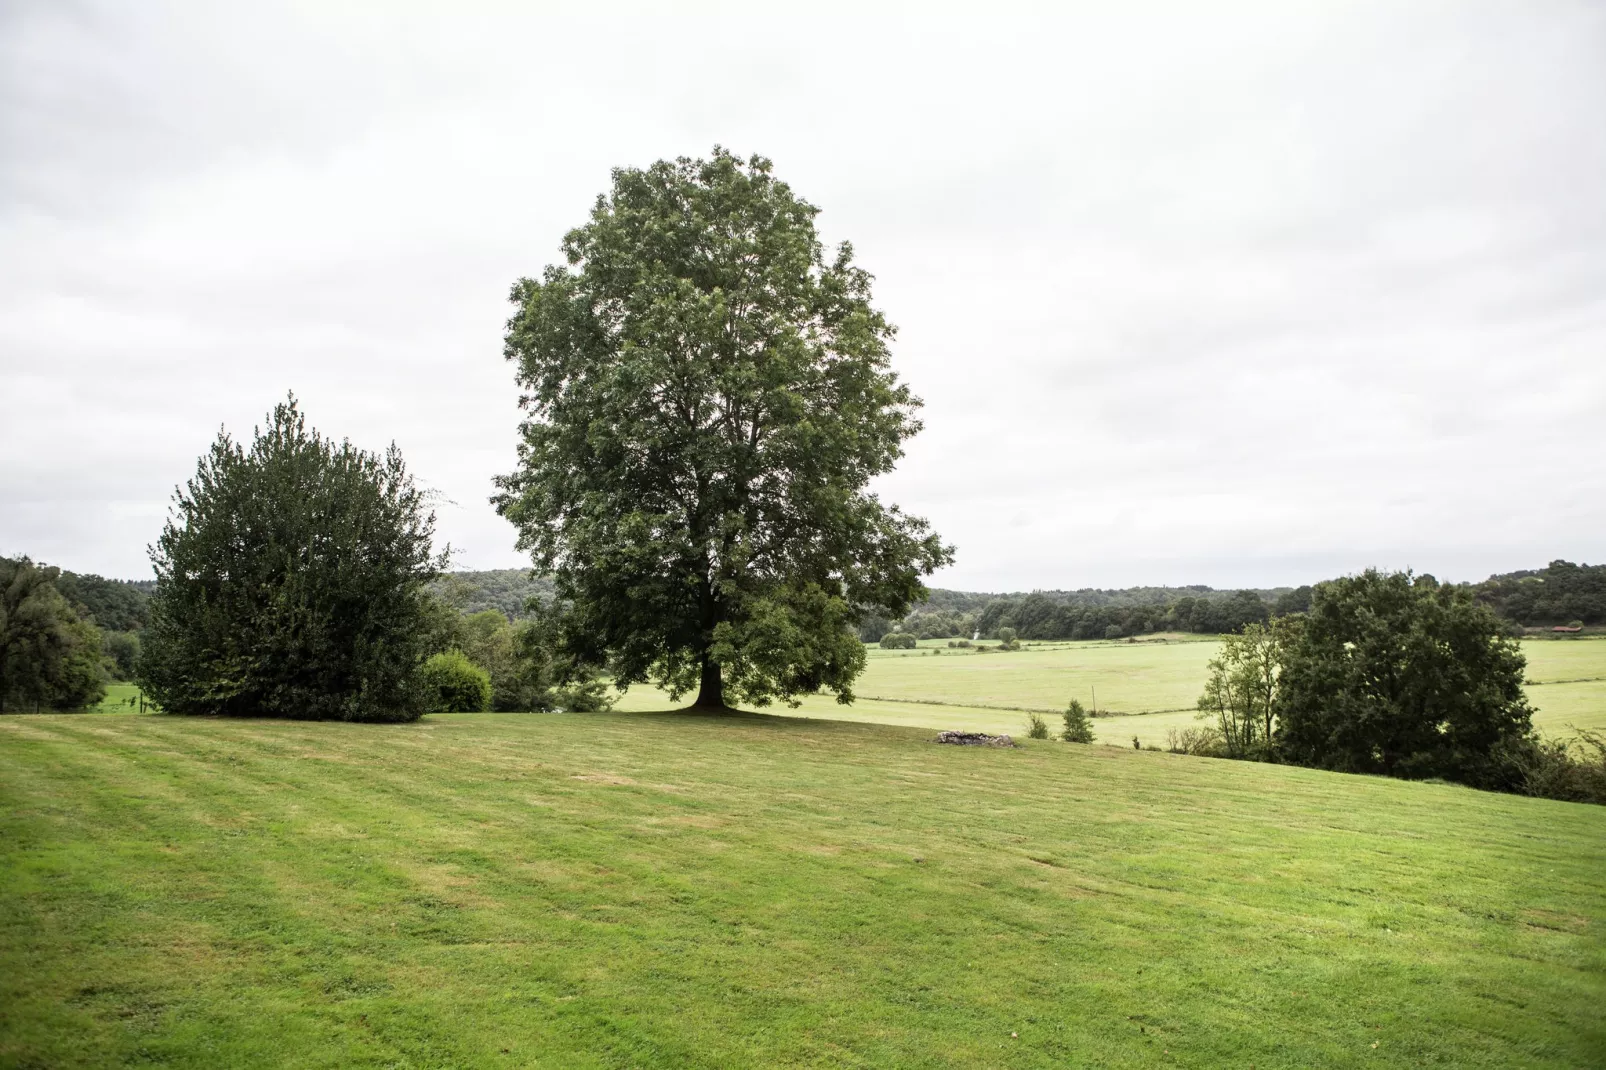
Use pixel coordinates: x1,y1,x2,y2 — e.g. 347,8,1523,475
1503,730,1606,805
1277,571,1531,790
1025,713,1049,739
1,557,107,712
140,397,443,722
879,633,918,650
1061,699,1094,743
420,651,492,713
1166,725,1225,756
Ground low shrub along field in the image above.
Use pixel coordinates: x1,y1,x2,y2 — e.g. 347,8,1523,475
2,711,1601,1067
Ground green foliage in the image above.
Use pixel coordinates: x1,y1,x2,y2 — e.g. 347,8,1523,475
1025,712,1049,739
420,651,492,713
900,608,974,639
995,627,1020,651
456,610,519,706
1474,559,1606,626
878,632,918,650
102,630,141,681
1277,570,1533,789
1166,724,1225,756
1061,698,1095,743
1503,729,1606,805
139,396,443,722
974,588,1272,641
493,148,950,710
1272,585,1313,617
0,557,107,712
1197,621,1287,759
855,612,896,643
52,570,151,632
437,608,614,713
429,570,557,620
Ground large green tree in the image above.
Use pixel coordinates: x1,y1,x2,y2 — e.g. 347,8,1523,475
494,149,950,709
1276,570,1532,788
0,557,107,712
140,397,444,721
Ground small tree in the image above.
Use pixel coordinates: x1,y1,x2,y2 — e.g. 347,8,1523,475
1062,698,1095,743
879,632,918,650
140,397,444,722
996,627,1020,651
1196,620,1286,759
1026,712,1049,739
420,651,493,712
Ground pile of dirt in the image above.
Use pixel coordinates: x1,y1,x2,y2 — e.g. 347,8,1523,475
934,731,1015,747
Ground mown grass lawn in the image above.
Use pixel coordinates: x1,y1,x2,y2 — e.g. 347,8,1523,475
2,711,1602,1068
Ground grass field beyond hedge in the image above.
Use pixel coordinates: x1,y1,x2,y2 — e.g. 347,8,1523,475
609,637,1606,744
2,711,1602,1068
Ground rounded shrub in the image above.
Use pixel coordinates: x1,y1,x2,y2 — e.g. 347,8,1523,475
421,651,492,713
879,632,918,650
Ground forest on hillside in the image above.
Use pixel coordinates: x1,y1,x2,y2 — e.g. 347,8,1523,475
24,560,1606,642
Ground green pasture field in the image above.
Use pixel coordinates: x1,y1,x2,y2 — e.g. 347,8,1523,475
613,637,1606,744
89,682,144,714
2,711,1602,1068
857,636,1216,716
73,636,1606,740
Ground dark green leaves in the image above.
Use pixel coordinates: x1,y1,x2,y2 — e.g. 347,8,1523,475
494,149,950,707
0,557,107,711
1276,570,1534,788
140,396,444,721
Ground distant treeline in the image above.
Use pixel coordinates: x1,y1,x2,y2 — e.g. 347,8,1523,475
877,561,1606,641
52,570,154,633
868,586,1311,642
28,560,1605,650
1473,560,1606,626
432,570,557,618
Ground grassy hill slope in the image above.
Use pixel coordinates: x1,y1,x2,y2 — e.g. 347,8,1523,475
2,711,1602,1068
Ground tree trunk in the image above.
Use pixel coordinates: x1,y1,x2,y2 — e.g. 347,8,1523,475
692,573,729,710
693,656,726,710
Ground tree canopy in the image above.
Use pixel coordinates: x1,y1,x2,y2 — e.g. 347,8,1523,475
0,557,107,712
140,397,444,721
1473,560,1606,626
1277,570,1532,788
53,570,151,632
494,149,949,708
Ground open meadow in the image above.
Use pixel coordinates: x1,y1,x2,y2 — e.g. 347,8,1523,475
613,637,1606,746
2,710,1603,1068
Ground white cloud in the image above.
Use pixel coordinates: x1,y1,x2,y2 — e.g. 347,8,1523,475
2,1,1603,589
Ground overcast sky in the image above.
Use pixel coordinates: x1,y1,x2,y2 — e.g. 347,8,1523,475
3,1,1602,592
